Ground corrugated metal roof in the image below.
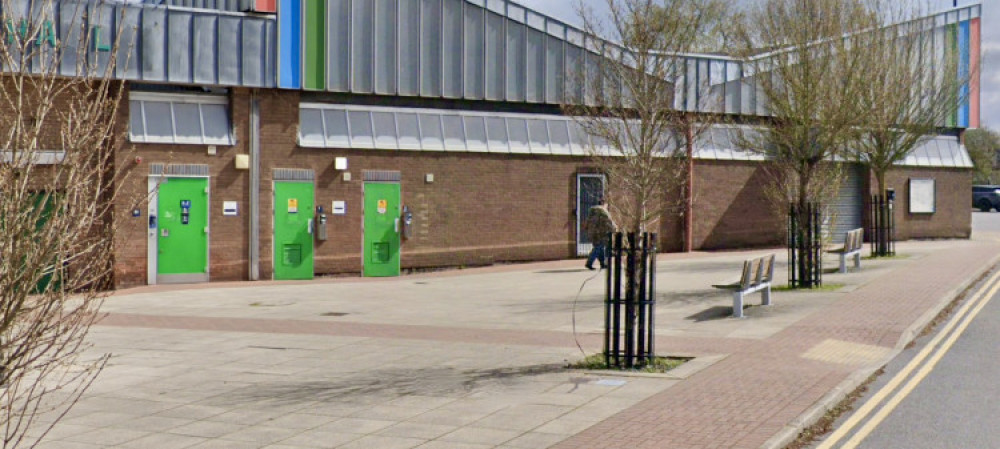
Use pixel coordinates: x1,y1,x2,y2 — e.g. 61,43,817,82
897,136,973,168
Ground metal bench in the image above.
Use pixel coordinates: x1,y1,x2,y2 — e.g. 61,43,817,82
712,254,775,318
827,228,863,273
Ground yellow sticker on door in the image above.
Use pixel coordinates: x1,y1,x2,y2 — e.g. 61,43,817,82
288,198,298,214
377,199,387,214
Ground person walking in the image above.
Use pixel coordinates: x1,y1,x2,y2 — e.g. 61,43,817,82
584,198,616,270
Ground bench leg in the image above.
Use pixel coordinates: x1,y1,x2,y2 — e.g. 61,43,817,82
762,286,771,306
733,292,744,318
854,252,861,270
839,254,847,273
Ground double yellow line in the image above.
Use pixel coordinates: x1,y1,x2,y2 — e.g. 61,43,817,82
817,268,1000,449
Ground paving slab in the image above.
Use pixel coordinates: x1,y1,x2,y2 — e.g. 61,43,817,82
21,237,1000,449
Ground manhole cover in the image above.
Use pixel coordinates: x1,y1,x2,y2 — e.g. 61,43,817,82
321,312,348,317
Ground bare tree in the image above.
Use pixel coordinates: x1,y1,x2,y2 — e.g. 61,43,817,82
0,1,133,446
847,0,970,198
731,0,876,287
567,0,727,240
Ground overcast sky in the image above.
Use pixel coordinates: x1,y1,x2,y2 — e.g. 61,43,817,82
515,0,998,129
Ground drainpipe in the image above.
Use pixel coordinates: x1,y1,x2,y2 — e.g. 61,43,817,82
684,119,695,253
249,90,261,281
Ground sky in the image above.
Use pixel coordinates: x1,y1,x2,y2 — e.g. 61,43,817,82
515,0,999,129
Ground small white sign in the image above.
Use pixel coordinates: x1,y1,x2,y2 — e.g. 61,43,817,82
223,201,238,216
332,201,347,215
909,178,936,214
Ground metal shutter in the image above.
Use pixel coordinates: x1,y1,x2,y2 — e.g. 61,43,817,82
825,164,865,244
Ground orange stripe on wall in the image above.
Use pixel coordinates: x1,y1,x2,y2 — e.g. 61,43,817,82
971,18,981,128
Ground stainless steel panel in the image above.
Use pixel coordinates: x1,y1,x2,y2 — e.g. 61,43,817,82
526,28,544,103
193,15,218,84
484,11,504,100
545,35,563,104
58,1,82,77
328,0,351,91
420,0,442,97
167,11,192,82
352,0,375,93
218,17,241,85
398,0,420,96
463,4,485,99
141,7,167,81
118,7,142,79
441,0,463,98
242,20,265,86
374,0,397,94
505,20,526,102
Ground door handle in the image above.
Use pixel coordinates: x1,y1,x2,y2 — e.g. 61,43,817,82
394,218,400,233
308,219,314,235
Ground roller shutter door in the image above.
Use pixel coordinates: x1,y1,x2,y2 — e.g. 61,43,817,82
825,164,865,244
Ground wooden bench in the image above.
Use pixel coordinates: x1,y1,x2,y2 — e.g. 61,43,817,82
827,228,863,273
712,254,775,318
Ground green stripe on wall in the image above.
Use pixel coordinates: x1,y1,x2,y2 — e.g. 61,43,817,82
304,0,326,90
946,23,957,128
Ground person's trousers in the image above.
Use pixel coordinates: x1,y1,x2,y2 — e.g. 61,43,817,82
586,242,607,269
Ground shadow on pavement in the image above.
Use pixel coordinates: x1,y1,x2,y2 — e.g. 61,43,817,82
686,306,735,322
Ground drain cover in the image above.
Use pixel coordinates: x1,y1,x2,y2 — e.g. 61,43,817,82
321,312,348,317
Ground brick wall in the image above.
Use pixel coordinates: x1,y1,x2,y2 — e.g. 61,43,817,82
114,88,252,286
112,86,972,285
258,92,600,275
881,167,971,240
689,161,785,250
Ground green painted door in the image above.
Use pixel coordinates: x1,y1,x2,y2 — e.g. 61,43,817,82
274,182,314,280
363,183,401,277
31,192,60,293
157,177,209,279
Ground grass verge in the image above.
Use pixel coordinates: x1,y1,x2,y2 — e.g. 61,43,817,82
774,283,845,293
569,353,689,374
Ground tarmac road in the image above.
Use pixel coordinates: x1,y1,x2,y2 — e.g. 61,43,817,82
814,211,1000,449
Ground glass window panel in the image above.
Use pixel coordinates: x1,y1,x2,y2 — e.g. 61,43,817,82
143,101,174,142
172,103,203,143
418,114,444,150
129,100,144,141
568,121,590,153
201,103,232,144
527,119,549,152
463,116,487,151
372,111,398,148
348,111,374,147
396,113,421,149
441,115,466,150
485,117,508,152
507,118,530,152
323,110,351,147
298,107,325,146
549,121,571,154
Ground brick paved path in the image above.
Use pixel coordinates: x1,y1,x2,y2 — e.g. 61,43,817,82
551,242,1000,449
91,241,999,449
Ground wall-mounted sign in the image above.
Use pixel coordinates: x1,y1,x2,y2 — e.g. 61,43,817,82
909,178,936,214
288,198,298,214
377,199,387,214
332,201,346,215
223,201,238,216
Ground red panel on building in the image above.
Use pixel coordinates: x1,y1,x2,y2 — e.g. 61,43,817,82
255,0,276,13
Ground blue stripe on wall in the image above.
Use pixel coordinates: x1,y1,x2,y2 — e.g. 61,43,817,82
958,20,970,128
279,0,302,89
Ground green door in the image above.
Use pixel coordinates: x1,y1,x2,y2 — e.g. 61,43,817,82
363,182,401,277
31,192,60,293
157,177,209,282
274,182,314,280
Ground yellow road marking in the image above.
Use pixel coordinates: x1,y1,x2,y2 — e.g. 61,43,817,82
816,269,1000,449
839,275,1000,448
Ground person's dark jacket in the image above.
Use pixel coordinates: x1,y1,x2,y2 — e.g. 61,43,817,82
585,205,616,243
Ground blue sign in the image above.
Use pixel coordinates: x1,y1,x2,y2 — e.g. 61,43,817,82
180,200,192,209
